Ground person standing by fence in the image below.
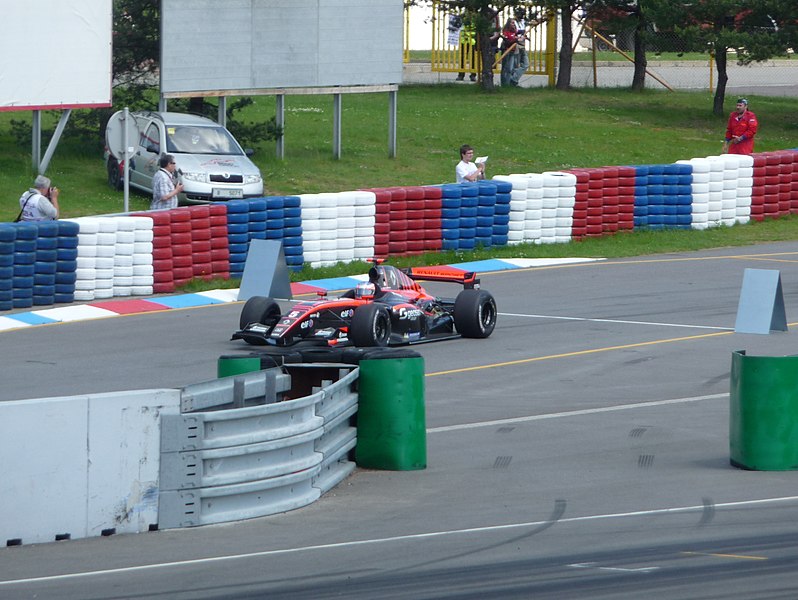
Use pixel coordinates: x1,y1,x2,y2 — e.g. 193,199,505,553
723,98,758,155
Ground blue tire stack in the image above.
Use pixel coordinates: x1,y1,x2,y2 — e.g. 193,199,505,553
55,220,79,304
12,223,38,309
264,197,283,242
634,164,694,230
224,200,250,278
458,183,480,250
248,198,268,243
440,184,462,251
32,222,58,306
476,181,498,248
281,196,304,271
0,224,16,311
493,180,512,246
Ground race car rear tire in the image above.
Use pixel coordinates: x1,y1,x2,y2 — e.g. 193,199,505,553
454,289,497,338
239,296,281,331
350,303,391,347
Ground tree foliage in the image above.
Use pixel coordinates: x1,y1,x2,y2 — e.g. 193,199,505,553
644,0,795,114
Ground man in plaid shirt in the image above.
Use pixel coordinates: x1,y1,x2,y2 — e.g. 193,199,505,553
151,153,184,210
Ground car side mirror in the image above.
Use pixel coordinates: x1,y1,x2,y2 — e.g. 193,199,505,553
244,148,255,157
146,144,158,154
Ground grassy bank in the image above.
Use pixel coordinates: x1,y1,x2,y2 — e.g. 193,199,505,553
2,85,797,284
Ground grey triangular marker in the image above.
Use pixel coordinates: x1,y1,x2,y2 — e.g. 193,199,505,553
237,239,293,301
734,268,787,334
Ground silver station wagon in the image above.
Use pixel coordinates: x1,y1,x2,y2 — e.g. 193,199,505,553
105,111,264,204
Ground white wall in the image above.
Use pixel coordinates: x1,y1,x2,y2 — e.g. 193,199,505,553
0,0,112,111
161,0,404,94
0,390,180,545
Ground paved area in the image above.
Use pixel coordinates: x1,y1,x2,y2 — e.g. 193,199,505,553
403,59,798,97
4,243,798,599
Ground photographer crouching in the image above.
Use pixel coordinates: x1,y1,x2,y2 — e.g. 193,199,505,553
17,175,60,222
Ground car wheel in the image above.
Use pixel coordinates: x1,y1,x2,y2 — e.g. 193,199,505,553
454,289,497,338
239,296,282,331
107,157,123,191
350,303,391,347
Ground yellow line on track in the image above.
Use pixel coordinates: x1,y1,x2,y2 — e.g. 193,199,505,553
426,321,798,377
681,551,768,561
426,330,735,376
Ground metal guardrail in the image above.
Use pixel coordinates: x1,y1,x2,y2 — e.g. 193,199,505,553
158,365,359,528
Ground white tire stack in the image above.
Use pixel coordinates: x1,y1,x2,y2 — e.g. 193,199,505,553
493,175,529,245
352,191,376,260
67,217,100,302
678,158,710,230
540,172,576,243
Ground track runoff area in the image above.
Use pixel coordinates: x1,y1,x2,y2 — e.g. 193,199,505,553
5,246,798,598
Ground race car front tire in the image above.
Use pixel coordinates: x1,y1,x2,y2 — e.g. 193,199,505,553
350,303,391,347
454,289,497,338
239,296,282,331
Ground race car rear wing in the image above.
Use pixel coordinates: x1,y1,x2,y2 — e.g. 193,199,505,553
402,266,480,289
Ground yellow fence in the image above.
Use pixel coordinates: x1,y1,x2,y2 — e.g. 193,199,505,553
405,2,555,83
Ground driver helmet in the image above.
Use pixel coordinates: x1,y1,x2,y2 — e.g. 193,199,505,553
355,282,376,299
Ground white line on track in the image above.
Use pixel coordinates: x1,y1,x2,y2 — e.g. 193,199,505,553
3,493,798,587
500,312,733,331
428,392,728,433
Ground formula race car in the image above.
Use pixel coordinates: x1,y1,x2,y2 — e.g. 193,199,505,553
232,261,497,347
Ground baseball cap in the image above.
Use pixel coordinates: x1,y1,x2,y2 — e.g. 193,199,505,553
737,98,749,105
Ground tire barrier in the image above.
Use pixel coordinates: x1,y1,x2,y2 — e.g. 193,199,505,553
300,191,373,268
159,365,357,528
566,166,636,238
730,350,798,471
3,149,797,311
355,349,427,471
0,221,80,311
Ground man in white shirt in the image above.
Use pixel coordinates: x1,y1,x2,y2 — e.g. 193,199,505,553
455,144,485,183
18,175,59,222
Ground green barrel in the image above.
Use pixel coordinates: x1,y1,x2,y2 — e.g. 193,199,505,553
355,351,426,470
217,354,262,379
730,350,798,470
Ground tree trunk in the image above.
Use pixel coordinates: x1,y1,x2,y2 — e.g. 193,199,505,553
556,7,574,90
713,45,728,116
478,31,496,91
631,11,647,91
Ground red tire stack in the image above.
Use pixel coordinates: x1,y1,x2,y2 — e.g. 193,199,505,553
209,203,230,280
188,205,213,281
386,187,408,256
567,169,590,239
750,153,768,220
617,166,636,232
170,208,194,288
142,211,175,294
404,186,426,254
600,166,620,234
422,186,443,253
586,168,607,237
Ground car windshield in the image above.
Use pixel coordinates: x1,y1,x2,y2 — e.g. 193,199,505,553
166,125,243,155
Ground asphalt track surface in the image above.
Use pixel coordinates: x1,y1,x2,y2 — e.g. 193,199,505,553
4,242,798,599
